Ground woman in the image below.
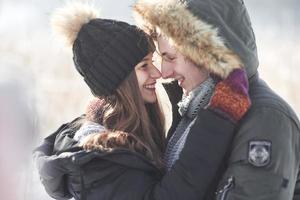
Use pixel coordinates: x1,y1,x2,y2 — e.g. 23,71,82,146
35,2,166,199
34,3,249,200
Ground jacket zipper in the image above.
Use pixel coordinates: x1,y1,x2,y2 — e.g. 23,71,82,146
216,176,235,200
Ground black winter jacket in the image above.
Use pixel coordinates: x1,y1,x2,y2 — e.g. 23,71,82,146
34,110,236,200
165,74,300,200
133,0,300,198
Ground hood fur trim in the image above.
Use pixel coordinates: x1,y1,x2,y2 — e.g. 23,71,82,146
133,0,243,79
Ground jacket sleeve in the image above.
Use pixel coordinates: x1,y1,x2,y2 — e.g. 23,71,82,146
215,107,300,200
33,116,83,200
34,152,75,200
143,109,236,200
294,171,300,200
162,81,183,139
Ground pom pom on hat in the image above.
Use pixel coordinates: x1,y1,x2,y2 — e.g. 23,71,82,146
51,2,99,46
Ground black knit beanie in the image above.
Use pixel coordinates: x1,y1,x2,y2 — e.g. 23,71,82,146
72,19,152,96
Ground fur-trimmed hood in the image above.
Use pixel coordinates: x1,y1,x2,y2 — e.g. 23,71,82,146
133,0,258,79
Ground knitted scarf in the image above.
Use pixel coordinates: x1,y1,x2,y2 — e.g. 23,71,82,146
164,77,216,170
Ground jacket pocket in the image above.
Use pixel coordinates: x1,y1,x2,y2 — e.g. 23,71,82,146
216,165,285,200
216,176,235,200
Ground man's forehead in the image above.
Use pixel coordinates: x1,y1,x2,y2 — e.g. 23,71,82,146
156,35,177,55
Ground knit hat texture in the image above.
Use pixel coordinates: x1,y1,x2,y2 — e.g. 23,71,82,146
73,19,151,96
52,3,152,96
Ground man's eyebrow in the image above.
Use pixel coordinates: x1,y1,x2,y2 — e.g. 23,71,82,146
156,50,175,57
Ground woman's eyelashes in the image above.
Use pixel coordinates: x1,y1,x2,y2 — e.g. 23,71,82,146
141,63,148,68
137,61,148,70
140,60,155,69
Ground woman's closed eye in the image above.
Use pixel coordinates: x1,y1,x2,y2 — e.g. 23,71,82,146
140,60,155,69
141,63,148,69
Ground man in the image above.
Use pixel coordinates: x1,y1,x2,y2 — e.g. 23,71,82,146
34,2,252,200
133,0,300,199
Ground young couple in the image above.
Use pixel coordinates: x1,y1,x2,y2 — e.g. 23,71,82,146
35,1,300,200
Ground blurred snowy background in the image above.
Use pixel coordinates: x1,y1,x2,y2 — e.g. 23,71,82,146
0,0,299,199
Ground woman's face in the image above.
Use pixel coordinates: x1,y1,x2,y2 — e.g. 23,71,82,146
135,53,162,103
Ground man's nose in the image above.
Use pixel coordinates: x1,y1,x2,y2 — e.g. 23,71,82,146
149,64,162,79
161,63,174,79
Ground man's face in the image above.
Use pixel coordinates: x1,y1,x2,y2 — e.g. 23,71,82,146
157,36,208,94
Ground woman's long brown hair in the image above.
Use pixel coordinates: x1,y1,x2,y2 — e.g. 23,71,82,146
83,71,166,169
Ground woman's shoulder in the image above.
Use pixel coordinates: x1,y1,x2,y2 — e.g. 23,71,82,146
50,115,85,154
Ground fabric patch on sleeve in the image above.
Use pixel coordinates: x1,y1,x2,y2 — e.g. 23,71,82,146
248,140,271,167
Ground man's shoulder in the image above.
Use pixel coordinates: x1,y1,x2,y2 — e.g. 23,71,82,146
248,77,300,130
235,103,300,149
231,77,300,166
217,78,300,199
